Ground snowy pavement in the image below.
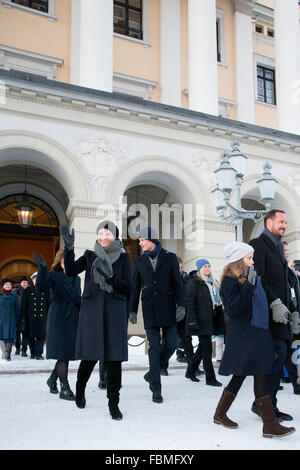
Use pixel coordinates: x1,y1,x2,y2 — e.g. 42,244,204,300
1,337,300,451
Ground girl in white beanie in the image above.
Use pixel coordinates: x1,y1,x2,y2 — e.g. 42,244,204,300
213,241,295,438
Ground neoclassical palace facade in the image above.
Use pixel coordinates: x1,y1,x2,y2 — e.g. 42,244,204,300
0,0,299,333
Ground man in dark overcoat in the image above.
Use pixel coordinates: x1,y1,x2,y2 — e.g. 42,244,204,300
12,276,29,356
128,227,185,404
282,242,300,394
21,272,49,359
249,209,300,422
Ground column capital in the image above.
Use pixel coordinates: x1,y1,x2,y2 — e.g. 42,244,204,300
233,0,255,16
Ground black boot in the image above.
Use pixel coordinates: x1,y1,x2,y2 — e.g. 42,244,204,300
106,361,122,420
59,380,75,401
5,342,12,361
185,366,200,382
75,380,86,409
206,376,222,387
47,369,59,394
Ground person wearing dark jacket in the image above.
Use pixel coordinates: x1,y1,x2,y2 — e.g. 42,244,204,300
282,242,300,393
185,259,223,386
20,271,49,359
62,220,133,421
175,257,193,365
213,241,295,438
33,249,81,401
12,276,29,356
0,278,20,361
128,226,185,404
249,210,300,421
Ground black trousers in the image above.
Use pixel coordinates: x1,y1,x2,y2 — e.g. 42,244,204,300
15,331,29,352
77,360,122,405
283,338,298,385
188,335,215,379
28,337,44,356
146,326,177,393
267,338,288,408
176,319,194,364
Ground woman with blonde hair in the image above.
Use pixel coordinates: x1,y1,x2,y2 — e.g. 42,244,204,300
32,249,81,401
185,259,224,386
213,241,295,438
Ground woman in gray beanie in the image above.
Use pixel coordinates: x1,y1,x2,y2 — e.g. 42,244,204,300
61,220,133,420
213,241,295,438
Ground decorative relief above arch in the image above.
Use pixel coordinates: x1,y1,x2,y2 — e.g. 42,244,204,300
74,135,128,198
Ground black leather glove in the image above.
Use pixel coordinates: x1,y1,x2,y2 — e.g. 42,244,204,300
32,253,46,267
60,224,75,250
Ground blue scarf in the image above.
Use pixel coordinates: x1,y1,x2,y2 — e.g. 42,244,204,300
251,277,269,330
144,241,162,258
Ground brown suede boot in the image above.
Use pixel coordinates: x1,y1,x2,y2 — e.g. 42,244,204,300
255,395,296,438
213,388,238,429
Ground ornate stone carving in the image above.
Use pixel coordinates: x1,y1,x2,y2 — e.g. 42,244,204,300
192,154,219,189
75,136,127,197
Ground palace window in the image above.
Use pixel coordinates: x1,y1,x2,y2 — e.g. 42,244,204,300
257,65,276,105
114,0,143,40
11,0,48,13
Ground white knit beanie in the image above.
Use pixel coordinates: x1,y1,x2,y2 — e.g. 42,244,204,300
224,241,254,263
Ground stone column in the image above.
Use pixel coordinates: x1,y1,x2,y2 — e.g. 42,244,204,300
70,0,113,92
160,0,181,107
188,0,219,115
274,0,300,135
233,0,255,123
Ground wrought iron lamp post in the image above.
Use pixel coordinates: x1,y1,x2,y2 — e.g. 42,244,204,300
211,141,278,241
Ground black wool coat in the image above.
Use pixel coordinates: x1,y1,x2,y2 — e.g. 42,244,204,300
64,249,133,362
21,286,49,338
185,274,224,336
249,233,293,341
219,276,275,377
36,266,81,360
128,249,185,329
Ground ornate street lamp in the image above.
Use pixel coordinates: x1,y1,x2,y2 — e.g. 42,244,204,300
15,165,35,228
211,141,278,241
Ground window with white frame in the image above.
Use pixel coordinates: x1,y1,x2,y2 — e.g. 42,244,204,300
2,0,55,19
11,0,48,12
114,0,143,40
216,9,226,65
257,65,276,105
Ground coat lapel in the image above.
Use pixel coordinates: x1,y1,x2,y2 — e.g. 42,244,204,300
155,249,167,271
139,254,155,272
261,233,286,266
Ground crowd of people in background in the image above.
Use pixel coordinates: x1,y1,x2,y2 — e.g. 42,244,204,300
0,209,300,438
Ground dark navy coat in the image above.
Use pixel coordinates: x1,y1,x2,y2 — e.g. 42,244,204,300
20,286,49,338
64,249,133,362
218,276,275,376
0,292,20,341
128,249,185,329
249,233,293,341
36,266,81,360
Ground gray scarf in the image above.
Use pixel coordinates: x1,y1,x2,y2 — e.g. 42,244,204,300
91,239,123,293
205,276,222,308
262,228,285,262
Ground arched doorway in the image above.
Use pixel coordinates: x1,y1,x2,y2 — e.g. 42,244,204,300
0,164,68,284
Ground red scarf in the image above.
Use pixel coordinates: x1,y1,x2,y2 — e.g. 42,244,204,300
2,289,11,295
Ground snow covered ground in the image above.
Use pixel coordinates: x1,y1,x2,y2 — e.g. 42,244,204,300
1,337,300,451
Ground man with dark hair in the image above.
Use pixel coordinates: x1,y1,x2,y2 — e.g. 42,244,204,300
249,210,300,421
128,227,185,404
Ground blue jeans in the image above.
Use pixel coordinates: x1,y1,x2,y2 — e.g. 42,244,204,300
267,338,288,408
146,326,177,393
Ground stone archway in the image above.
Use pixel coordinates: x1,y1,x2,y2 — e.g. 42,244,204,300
0,130,91,201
